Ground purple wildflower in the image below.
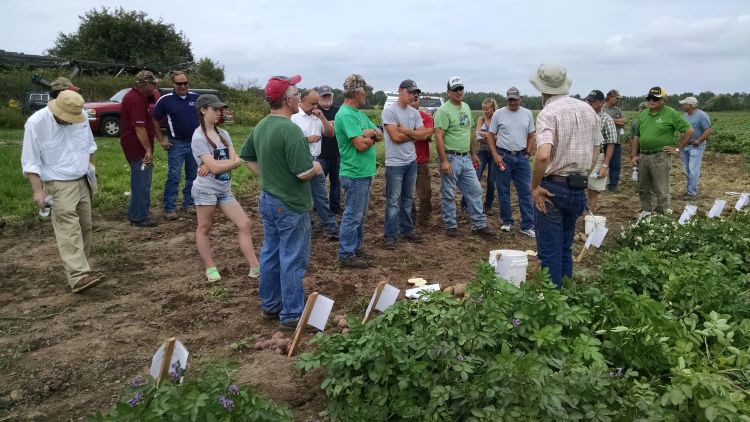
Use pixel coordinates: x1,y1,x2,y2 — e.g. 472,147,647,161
169,360,184,381
457,355,465,363
228,384,240,395
513,319,521,328
218,395,234,411
615,367,623,378
127,391,144,407
130,376,147,387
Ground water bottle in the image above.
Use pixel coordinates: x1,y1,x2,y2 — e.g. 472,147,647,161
38,194,53,218
631,166,639,182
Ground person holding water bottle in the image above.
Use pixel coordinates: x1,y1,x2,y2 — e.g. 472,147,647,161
21,90,103,293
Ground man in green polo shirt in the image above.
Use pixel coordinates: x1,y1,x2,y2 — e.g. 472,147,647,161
240,74,322,328
630,86,694,215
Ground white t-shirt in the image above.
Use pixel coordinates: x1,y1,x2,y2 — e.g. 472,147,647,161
291,110,324,158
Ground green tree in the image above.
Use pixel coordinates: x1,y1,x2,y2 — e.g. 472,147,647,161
48,7,193,66
195,58,225,84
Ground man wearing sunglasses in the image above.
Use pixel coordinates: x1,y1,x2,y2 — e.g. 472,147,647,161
152,71,200,220
434,76,494,239
631,87,694,215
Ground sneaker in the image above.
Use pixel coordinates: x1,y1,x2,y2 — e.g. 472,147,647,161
500,224,513,232
71,274,104,293
339,256,370,269
205,266,221,282
383,237,397,249
165,212,179,221
131,218,157,228
520,228,536,239
402,231,423,243
248,266,260,279
445,227,459,237
472,226,495,240
355,248,374,260
681,193,697,201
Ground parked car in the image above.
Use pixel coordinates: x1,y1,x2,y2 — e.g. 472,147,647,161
23,91,50,114
84,88,233,137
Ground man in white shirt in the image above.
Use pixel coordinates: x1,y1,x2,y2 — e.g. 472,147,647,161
291,89,338,239
21,90,103,293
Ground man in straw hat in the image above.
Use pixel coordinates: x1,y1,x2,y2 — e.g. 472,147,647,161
529,63,602,289
21,90,103,293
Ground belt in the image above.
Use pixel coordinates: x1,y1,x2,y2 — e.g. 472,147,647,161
542,175,569,183
640,149,662,155
446,150,469,156
498,148,525,156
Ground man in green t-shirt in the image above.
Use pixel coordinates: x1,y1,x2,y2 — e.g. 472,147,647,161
434,76,494,239
630,86,694,215
239,74,322,328
334,74,383,268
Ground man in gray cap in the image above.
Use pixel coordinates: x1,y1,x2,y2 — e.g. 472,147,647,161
316,84,343,214
678,96,712,199
21,90,103,293
529,63,602,288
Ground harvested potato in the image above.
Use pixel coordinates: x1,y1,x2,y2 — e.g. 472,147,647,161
254,340,263,350
443,286,454,294
338,319,348,329
453,284,466,296
341,328,350,334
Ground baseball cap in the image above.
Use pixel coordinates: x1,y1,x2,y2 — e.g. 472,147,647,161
678,96,698,106
447,76,464,91
647,87,666,98
318,85,333,96
506,87,521,100
343,74,373,92
47,90,86,124
134,70,158,84
529,63,572,95
399,79,421,93
607,89,622,99
265,75,302,102
585,90,605,102
50,77,80,92
195,94,226,109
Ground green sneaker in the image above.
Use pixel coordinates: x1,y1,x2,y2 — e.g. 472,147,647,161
248,266,260,279
205,266,221,282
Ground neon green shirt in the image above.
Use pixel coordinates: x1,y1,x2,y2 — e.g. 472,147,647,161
434,101,473,153
636,106,691,151
335,104,378,178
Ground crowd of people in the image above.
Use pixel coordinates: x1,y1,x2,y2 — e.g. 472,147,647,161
21,63,711,328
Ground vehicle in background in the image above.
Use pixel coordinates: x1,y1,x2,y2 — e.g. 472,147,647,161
83,88,234,137
383,92,444,115
23,91,51,114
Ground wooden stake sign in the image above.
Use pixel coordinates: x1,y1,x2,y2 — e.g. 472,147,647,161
576,214,608,262
287,293,334,357
150,337,189,386
363,281,400,324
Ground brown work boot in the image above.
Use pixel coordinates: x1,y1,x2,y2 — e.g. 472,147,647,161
339,256,371,269
472,226,495,240
71,274,105,293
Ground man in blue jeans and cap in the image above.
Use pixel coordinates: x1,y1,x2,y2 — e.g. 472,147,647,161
529,63,601,288
152,71,199,220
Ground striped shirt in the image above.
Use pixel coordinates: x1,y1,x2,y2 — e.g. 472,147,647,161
536,95,602,177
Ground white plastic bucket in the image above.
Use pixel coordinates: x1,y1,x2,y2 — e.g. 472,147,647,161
489,249,528,287
584,215,607,235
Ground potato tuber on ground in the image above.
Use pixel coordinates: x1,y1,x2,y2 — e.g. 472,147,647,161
253,332,292,354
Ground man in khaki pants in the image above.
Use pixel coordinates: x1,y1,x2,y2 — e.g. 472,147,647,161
21,90,103,293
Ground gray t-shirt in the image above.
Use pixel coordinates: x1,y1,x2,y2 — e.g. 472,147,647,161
488,106,535,151
192,127,234,194
382,103,423,166
684,109,712,142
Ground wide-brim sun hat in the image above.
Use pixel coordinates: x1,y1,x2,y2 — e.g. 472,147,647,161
48,90,86,123
529,63,572,95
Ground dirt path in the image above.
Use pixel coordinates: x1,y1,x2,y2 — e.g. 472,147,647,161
1,151,748,420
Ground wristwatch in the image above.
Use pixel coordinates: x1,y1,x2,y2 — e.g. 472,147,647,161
601,164,609,168
675,147,680,152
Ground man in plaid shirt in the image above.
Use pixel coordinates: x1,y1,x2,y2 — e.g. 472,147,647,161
584,90,618,213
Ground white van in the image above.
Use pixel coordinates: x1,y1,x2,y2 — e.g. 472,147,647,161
383,92,444,115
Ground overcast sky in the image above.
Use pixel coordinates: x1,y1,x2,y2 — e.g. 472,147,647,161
4,0,749,96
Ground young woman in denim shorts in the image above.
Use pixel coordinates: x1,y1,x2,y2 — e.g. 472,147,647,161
191,94,260,282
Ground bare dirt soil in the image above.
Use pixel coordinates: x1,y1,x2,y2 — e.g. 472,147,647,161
1,151,748,421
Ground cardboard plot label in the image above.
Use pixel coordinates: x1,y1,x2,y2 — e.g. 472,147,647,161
707,199,726,218
405,284,440,300
735,193,749,211
678,204,698,225
364,283,400,322
150,339,189,379
584,226,608,249
307,294,334,331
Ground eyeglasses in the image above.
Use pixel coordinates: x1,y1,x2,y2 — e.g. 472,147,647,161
173,81,188,86
450,87,464,93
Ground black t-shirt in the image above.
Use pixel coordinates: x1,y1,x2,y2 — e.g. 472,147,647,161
318,104,340,159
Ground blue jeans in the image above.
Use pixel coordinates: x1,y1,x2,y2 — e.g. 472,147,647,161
439,154,487,230
163,140,197,212
534,180,587,289
128,159,153,222
339,176,371,259
310,169,339,235
607,143,622,191
318,157,342,214
258,191,311,324
461,148,494,211
680,144,705,196
384,161,417,239
494,149,535,230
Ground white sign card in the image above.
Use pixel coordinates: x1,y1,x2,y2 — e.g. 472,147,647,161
306,294,334,331
405,283,440,299
365,283,400,318
150,339,189,379
735,193,749,211
678,204,698,225
584,226,608,249
707,199,726,218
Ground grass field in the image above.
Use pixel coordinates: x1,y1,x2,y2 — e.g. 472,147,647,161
2,111,748,227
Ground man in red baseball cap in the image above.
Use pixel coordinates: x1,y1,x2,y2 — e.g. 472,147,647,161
239,74,322,329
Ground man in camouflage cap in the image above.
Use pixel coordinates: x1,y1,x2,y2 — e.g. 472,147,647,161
334,74,383,268
49,77,80,99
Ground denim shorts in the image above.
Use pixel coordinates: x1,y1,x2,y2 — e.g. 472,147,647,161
191,187,236,206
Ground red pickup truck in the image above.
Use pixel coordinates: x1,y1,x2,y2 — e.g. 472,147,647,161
83,88,234,137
